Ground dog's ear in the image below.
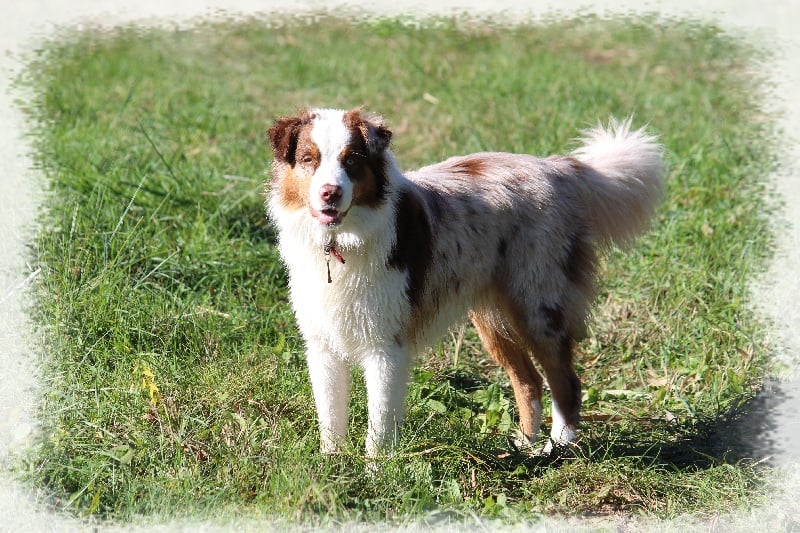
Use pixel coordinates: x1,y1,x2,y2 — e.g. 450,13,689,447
345,109,392,155
268,113,305,165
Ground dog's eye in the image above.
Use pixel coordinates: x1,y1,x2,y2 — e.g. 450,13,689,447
300,154,314,165
344,153,366,168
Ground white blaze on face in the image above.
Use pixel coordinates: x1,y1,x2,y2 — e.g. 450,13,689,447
308,108,354,215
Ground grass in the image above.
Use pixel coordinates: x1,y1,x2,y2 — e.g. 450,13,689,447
18,12,777,525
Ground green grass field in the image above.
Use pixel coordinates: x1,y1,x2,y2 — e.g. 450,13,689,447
19,13,776,525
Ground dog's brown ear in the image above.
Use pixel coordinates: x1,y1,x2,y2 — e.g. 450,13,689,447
345,109,392,155
268,114,305,165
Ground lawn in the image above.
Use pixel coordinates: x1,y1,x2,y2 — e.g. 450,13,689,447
19,13,776,525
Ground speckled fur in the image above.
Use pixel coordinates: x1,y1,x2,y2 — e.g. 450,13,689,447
267,109,664,457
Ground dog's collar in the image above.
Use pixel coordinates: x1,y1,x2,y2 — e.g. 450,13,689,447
323,240,345,283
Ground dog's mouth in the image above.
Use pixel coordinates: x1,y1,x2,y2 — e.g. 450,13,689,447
310,207,347,226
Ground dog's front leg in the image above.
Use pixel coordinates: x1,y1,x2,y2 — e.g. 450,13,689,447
361,348,411,458
306,345,352,454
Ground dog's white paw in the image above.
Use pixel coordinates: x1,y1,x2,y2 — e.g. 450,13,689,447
512,429,548,456
541,435,579,456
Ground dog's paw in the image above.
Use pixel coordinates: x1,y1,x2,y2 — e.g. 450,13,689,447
541,437,580,457
512,429,548,456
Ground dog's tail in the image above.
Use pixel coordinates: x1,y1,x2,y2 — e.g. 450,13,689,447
569,117,665,247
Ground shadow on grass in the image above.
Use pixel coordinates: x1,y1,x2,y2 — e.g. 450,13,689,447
707,380,800,467
523,391,782,472
433,369,784,473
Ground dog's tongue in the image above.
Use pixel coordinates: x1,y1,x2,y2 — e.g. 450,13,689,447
317,209,340,225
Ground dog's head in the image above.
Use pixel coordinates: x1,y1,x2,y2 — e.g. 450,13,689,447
268,108,393,227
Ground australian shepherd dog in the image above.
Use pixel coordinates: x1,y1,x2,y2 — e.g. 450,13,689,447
267,108,664,458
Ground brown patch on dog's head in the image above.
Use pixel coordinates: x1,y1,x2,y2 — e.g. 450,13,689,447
342,108,393,208
344,108,392,155
268,110,318,211
268,110,315,165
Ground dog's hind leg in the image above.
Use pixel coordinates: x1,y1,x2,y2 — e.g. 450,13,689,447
538,340,581,450
470,310,544,449
527,306,582,451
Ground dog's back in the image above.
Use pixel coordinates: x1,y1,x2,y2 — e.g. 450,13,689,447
402,119,664,347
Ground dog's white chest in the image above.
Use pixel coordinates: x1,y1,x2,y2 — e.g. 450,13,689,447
286,252,410,359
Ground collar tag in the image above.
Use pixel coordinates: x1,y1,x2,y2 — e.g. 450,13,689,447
323,243,345,283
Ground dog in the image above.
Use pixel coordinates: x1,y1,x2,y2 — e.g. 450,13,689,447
267,108,663,457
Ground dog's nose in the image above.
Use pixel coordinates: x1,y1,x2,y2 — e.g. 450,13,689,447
319,184,343,204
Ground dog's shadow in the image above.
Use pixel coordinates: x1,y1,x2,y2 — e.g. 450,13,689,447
431,369,783,473
519,387,783,472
